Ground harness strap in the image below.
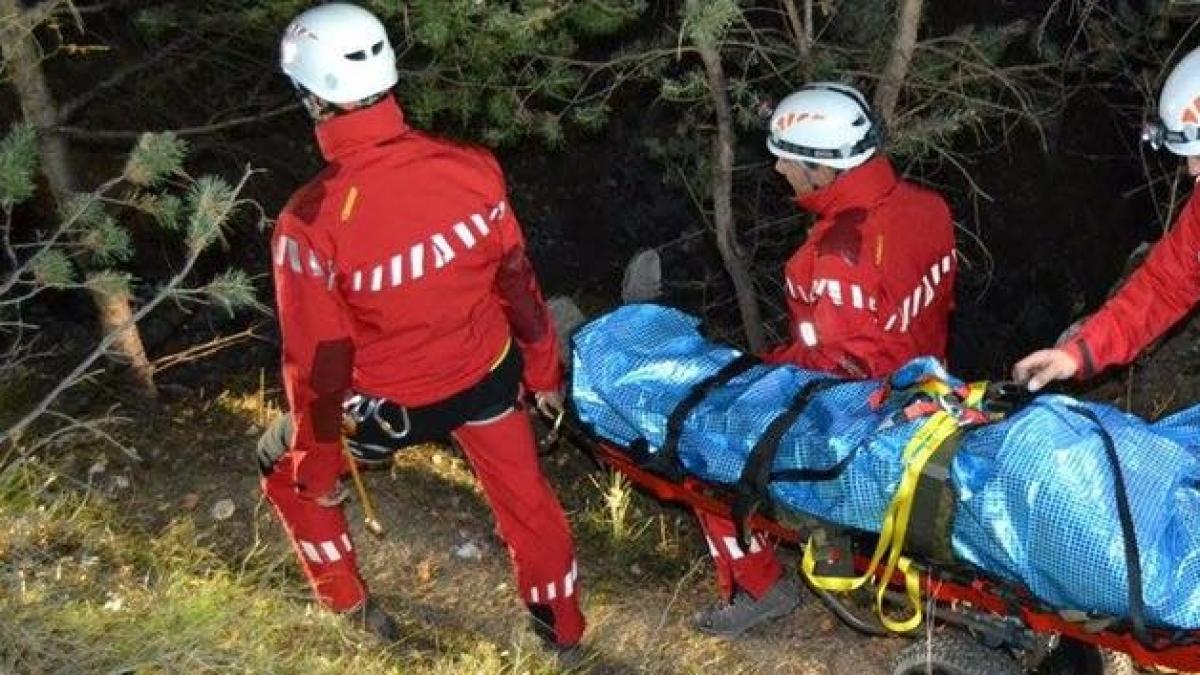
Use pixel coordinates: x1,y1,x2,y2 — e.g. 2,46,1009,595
638,353,760,479
1067,405,1152,648
730,378,844,550
904,428,966,565
801,411,963,633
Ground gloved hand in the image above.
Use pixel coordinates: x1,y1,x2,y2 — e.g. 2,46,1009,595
533,389,565,421
1012,348,1079,392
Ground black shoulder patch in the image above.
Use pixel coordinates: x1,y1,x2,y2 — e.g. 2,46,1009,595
817,208,867,265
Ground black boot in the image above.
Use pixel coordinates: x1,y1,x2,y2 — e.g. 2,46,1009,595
350,597,400,642
528,603,585,668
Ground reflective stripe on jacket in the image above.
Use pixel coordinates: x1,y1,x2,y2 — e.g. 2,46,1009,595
271,95,560,498
763,156,956,378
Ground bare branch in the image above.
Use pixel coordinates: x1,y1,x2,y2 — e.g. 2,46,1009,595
874,0,925,127
57,36,192,123
780,0,810,59
690,0,766,353
151,325,262,374
23,409,141,462
51,102,302,142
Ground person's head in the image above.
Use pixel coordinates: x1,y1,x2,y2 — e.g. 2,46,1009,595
766,83,882,197
1145,46,1200,179
280,3,398,122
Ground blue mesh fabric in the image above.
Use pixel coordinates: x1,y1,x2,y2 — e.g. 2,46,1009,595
570,305,1200,628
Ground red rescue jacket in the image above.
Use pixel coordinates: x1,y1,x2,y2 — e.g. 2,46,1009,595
271,96,561,499
1065,189,1200,377
762,156,956,378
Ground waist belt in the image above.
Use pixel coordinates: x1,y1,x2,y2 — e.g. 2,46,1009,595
344,339,522,462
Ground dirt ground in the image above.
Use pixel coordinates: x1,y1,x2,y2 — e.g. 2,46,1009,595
103,382,907,675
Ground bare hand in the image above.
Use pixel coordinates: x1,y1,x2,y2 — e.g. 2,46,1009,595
1012,348,1079,392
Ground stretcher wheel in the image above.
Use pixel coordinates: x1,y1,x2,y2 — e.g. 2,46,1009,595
891,630,1024,675
1033,639,1135,675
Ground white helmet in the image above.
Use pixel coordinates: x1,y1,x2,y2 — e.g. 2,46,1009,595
766,83,881,170
280,3,398,105
1146,46,1200,156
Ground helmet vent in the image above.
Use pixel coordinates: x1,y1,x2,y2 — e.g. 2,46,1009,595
345,49,367,61
371,41,384,55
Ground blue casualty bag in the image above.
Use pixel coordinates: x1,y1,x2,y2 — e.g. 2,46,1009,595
570,304,1200,630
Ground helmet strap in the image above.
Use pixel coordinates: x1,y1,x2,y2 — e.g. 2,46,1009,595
294,81,390,122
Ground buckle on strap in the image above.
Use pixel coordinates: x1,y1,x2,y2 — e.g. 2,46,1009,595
344,394,412,441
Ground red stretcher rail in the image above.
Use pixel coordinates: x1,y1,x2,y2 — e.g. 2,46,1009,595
584,436,1200,672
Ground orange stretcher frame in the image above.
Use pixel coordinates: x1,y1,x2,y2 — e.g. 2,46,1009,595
581,433,1200,672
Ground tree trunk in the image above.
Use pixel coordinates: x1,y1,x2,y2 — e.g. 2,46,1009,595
873,0,924,128
0,0,157,398
693,26,766,353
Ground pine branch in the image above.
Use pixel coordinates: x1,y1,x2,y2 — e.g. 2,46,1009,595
0,166,254,447
0,177,121,298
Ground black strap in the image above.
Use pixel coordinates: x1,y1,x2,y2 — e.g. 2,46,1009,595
730,378,845,549
769,443,861,483
905,429,966,565
639,353,761,479
1069,405,1151,648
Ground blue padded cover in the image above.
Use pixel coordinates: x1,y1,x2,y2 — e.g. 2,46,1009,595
570,304,1200,628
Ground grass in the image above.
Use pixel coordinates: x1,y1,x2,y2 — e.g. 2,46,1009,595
0,457,567,674
0,387,903,674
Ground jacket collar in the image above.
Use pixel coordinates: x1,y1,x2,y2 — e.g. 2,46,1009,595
315,95,409,163
794,155,899,217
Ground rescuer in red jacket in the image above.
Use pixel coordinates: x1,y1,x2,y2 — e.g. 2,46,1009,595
692,83,957,638
256,3,584,649
1014,47,1200,392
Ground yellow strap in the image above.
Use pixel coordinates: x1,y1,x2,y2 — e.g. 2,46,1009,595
964,381,988,407
489,338,513,372
801,411,961,633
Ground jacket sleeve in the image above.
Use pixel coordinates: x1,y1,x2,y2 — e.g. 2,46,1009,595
1067,197,1200,377
485,162,562,393
273,219,354,500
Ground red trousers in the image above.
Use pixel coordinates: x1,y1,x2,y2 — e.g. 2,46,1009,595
694,509,782,600
262,407,585,646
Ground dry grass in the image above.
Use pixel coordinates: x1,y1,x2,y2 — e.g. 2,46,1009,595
0,384,903,674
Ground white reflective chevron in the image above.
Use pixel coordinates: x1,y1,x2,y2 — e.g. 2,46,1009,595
300,541,322,563
431,234,455,269
341,201,508,293
799,321,818,347
453,221,477,248
320,541,341,563
390,254,403,286
410,242,425,279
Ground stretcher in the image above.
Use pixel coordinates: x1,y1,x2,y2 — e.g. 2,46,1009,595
553,417,1200,675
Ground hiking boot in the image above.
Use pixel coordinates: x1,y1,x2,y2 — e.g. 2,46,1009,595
692,576,802,638
351,597,400,642
545,643,588,671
